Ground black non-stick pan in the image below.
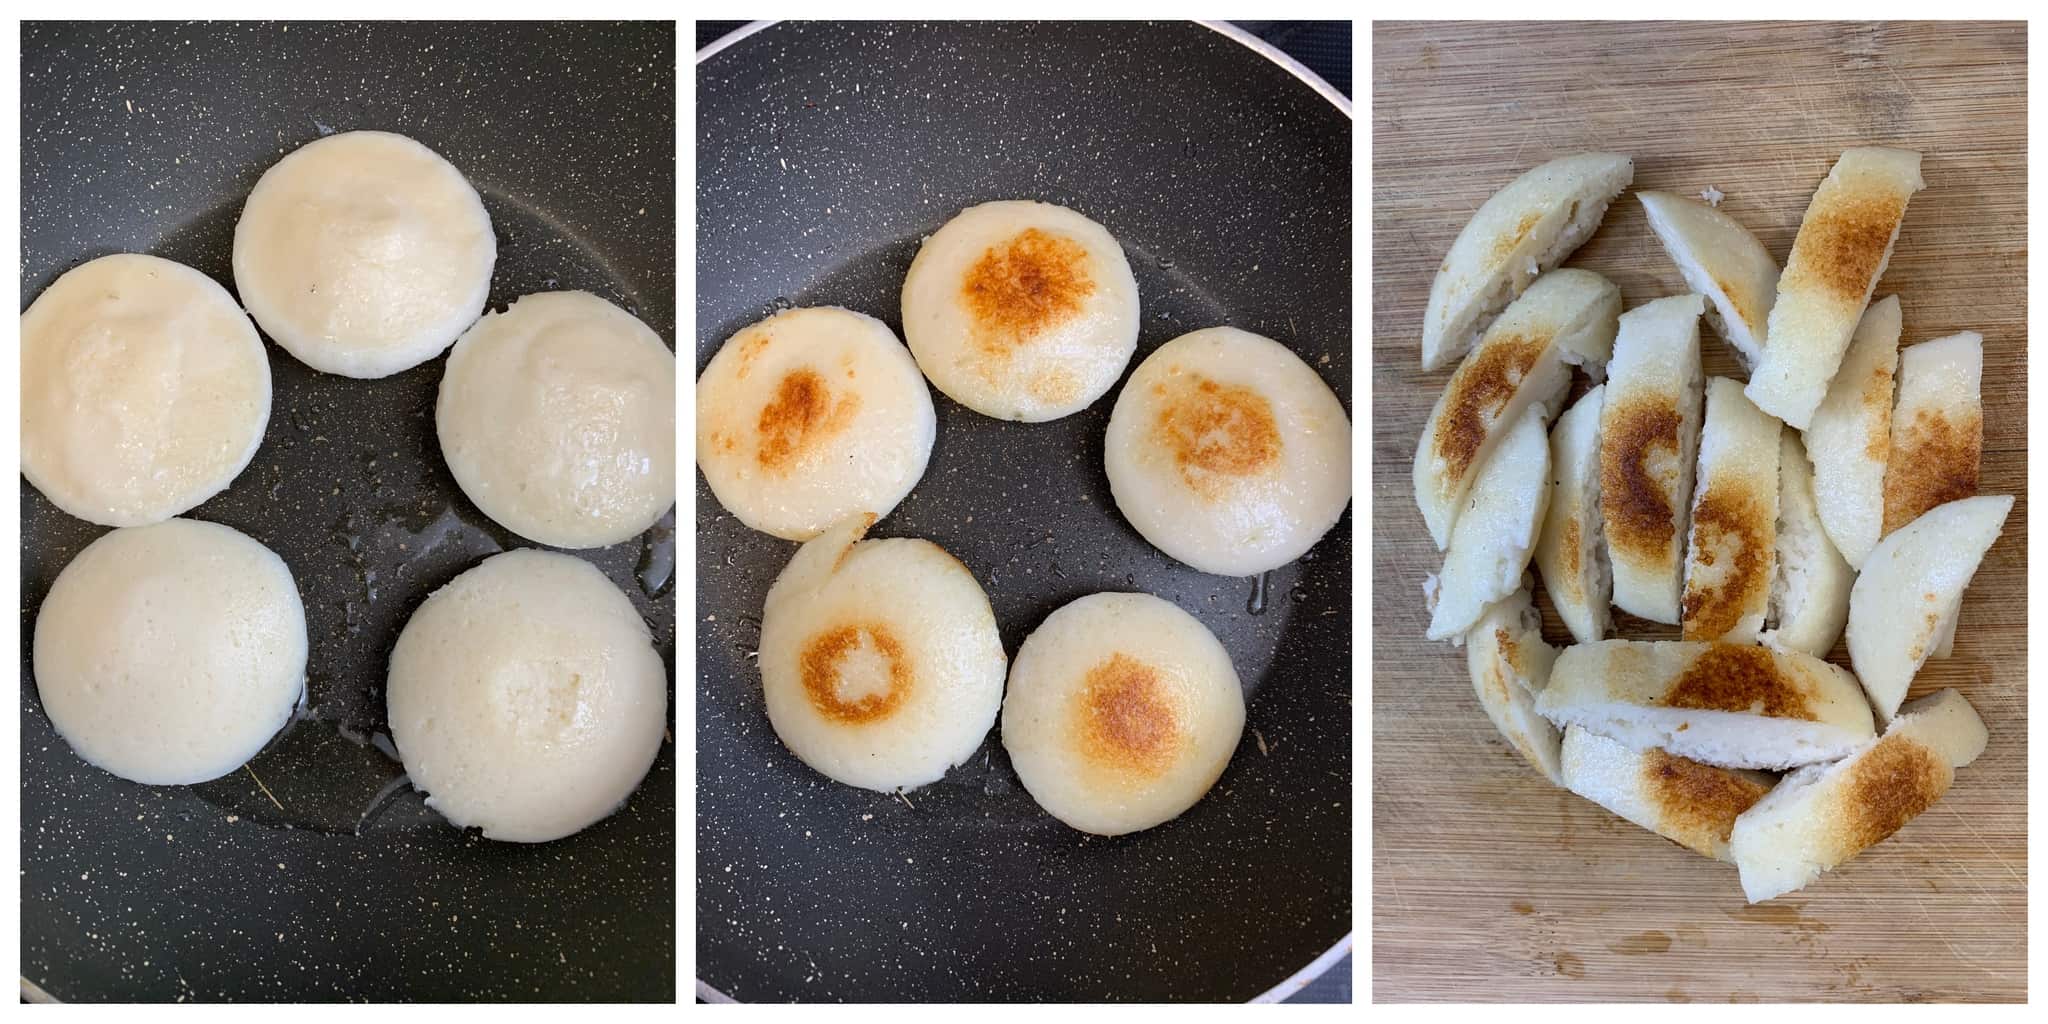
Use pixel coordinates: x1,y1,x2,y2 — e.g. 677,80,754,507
20,21,676,1002
695,21,1352,1003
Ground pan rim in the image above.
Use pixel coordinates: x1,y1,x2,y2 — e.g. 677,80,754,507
693,16,1351,1005
696,19,1353,119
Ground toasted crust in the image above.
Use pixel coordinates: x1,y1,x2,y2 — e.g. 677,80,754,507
1642,746,1774,859
1660,643,1813,720
1421,153,1633,370
1414,269,1618,548
1681,379,1780,642
1747,148,1923,429
1601,397,1683,561
1882,332,1983,535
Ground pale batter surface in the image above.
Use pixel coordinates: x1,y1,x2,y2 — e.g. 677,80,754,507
386,549,668,843
758,515,1006,792
34,519,307,786
1105,326,1352,577
233,129,496,378
438,291,677,549
21,253,271,527
697,306,936,541
1001,592,1245,836
901,200,1140,422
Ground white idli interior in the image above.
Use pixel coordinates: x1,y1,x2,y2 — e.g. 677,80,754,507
438,291,677,549
387,549,667,843
233,129,495,378
900,199,1139,421
1104,326,1352,577
696,306,936,541
1001,592,1245,836
33,519,307,786
20,253,271,527
758,515,1006,792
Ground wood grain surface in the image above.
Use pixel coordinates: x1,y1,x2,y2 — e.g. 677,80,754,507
1370,21,2026,1003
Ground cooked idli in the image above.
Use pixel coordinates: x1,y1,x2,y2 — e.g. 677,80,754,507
234,130,495,378
758,514,1005,792
901,199,1139,421
1002,592,1245,836
21,253,271,527
386,549,667,843
1105,326,1352,576
33,519,307,786
697,306,935,541
439,291,677,549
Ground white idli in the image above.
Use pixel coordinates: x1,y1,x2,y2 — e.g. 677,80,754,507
696,306,935,541
1002,592,1245,835
1105,326,1352,576
20,253,271,527
386,549,668,843
438,291,677,549
33,519,307,786
900,200,1139,421
233,130,495,378
758,514,1006,792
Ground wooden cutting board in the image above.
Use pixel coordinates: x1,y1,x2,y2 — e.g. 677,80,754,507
1371,21,2026,1003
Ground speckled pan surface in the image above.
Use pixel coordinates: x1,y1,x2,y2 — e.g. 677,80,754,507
20,21,675,1002
697,21,1352,1003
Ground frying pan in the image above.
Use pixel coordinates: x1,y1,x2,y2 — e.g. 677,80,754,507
19,21,676,1002
695,20,1352,1003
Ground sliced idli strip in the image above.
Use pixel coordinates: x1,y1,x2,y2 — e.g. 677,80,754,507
1535,385,1610,643
1559,726,1773,863
1761,431,1852,657
1847,494,2011,723
1681,378,1780,643
1420,153,1634,371
759,513,1007,793
1882,331,1983,535
1465,587,1563,784
1599,294,1706,625
1413,269,1621,548
1803,296,1902,569
1746,148,1924,429
1730,688,1987,903
1425,405,1550,642
1637,191,1781,370
1534,640,1877,770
